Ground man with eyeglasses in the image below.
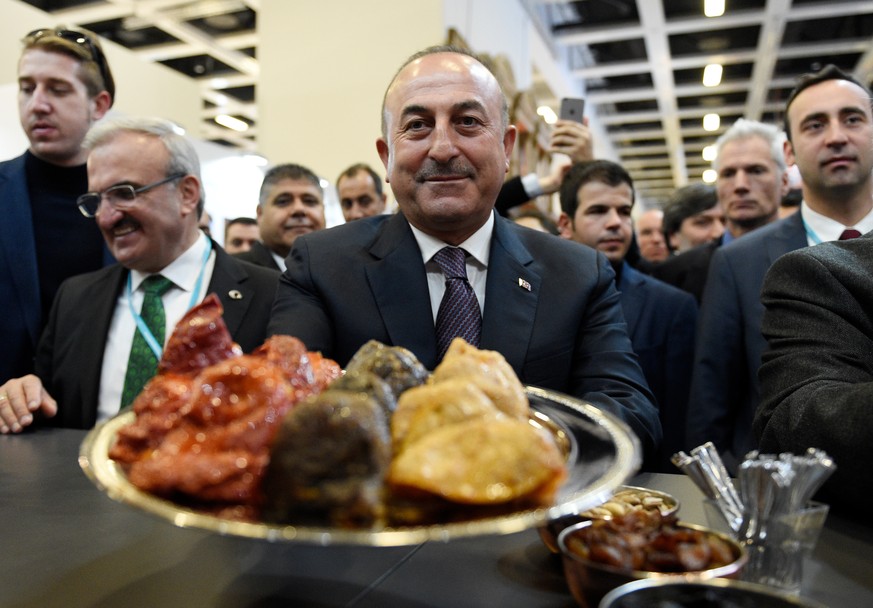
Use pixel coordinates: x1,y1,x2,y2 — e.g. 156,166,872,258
0,116,279,434
1,28,114,385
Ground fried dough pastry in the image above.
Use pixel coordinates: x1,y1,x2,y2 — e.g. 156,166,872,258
431,338,528,420
254,335,341,397
391,379,500,454
388,417,567,506
261,390,391,528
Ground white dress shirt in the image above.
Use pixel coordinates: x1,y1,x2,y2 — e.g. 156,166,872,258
97,233,217,421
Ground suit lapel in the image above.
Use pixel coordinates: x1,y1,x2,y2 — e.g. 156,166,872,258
365,214,441,368
206,244,256,337
767,212,807,264
617,262,643,338
480,218,540,373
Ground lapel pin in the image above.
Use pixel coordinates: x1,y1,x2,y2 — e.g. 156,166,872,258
517,278,532,292
228,289,243,300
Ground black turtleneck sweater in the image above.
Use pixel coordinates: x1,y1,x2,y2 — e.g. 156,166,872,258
25,150,107,324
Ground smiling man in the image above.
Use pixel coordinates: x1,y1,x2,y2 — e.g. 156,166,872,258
235,163,326,271
1,28,114,384
267,46,662,460
0,117,278,433
687,65,873,471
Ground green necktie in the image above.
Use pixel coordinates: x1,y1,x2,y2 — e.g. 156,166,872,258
120,275,174,408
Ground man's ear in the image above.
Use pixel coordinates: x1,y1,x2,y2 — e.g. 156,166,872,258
557,212,574,240
376,138,391,180
90,91,112,121
178,175,201,215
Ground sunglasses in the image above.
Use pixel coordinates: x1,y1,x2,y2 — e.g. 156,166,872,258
26,28,114,102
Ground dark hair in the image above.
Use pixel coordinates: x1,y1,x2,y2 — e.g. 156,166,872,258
559,160,634,217
23,27,115,107
259,163,322,206
227,216,257,227
336,163,383,198
783,64,873,141
662,183,718,241
381,44,509,138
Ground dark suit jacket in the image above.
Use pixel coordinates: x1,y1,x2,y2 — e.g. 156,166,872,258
755,231,873,513
234,240,282,271
687,212,807,470
618,263,697,472
267,212,662,459
0,155,40,383
651,236,724,303
35,245,280,429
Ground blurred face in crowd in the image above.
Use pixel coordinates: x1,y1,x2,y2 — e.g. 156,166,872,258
89,131,200,273
669,205,725,252
377,52,516,245
18,49,110,166
257,178,325,258
224,222,259,254
716,136,787,234
785,78,873,204
635,209,669,263
559,180,634,266
338,170,387,222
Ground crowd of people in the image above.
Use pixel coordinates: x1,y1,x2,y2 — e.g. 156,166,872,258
1,27,871,514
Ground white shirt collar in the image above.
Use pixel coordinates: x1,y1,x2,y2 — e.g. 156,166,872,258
409,211,494,268
800,200,873,243
128,232,210,293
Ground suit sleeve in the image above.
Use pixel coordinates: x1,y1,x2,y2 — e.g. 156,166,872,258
686,247,746,460
267,238,336,356
755,250,873,511
494,176,531,216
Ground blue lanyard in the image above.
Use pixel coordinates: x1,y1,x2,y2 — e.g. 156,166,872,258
126,239,213,359
801,217,823,245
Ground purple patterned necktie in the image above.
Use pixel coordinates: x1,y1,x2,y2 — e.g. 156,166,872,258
839,229,862,240
433,246,482,360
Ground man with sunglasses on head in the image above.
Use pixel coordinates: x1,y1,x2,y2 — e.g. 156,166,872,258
0,116,279,434
1,28,114,385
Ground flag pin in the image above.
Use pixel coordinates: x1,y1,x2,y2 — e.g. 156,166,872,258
518,278,531,291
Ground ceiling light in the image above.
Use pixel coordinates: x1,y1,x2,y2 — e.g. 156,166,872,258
705,0,725,17
702,169,718,183
703,64,723,87
537,105,558,125
703,113,721,132
702,145,717,161
215,114,249,132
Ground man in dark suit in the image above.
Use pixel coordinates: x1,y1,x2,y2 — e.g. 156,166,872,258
652,120,786,303
1,28,114,384
267,46,662,459
557,160,697,471
234,163,326,271
755,232,873,514
0,117,278,433
687,66,873,470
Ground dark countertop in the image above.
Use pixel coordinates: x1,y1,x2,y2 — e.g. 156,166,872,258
2,429,871,607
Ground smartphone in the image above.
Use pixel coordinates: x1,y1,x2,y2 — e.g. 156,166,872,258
559,97,585,122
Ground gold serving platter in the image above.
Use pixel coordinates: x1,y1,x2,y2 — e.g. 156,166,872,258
79,386,641,546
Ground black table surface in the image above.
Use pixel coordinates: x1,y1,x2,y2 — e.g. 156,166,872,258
2,428,872,608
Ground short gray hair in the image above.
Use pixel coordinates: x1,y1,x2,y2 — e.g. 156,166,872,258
83,116,204,214
713,118,787,175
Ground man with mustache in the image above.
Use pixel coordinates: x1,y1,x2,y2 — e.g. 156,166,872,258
687,65,873,471
1,28,114,384
557,160,697,471
267,46,662,461
0,117,279,433
234,163,326,271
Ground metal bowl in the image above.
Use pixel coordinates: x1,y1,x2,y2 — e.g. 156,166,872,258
539,485,680,553
599,578,829,608
558,519,747,608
